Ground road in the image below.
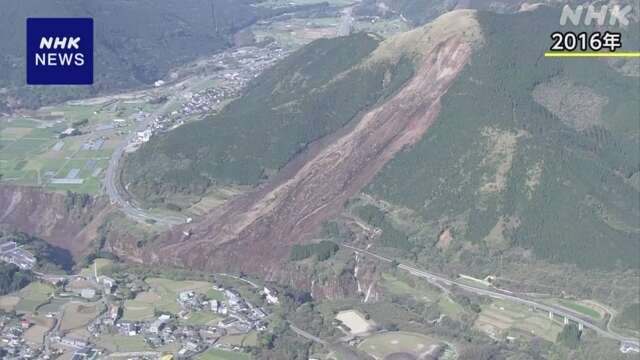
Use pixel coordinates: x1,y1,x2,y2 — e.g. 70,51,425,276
342,244,640,347
103,91,188,226
290,323,328,345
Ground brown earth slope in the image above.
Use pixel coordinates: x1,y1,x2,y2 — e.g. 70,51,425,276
116,11,481,278
0,185,111,257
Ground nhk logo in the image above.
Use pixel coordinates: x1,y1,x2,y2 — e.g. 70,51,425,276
560,4,633,26
27,18,93,85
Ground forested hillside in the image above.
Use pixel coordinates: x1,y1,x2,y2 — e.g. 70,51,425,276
365,7,640,270
124,32,415,204
0,230,74,273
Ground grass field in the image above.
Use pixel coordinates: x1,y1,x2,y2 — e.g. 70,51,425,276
196,348,251,360
122,293,158,321
381,273,439,303
358,331,438,359
15,282,54,313
437,296,465,319
180,311,222,326
218,331,259,347
95,334,151,352
556,299,602,320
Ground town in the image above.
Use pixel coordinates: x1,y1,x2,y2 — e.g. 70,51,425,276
0,251,279,360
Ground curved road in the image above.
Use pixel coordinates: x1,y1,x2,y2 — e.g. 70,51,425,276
343,244,640,347
103,93,188,226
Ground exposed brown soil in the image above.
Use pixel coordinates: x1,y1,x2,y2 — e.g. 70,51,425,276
0,185,111,257
124,37,474,278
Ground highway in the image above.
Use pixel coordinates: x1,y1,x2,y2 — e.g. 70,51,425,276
342,244,640,347
103,90,188,226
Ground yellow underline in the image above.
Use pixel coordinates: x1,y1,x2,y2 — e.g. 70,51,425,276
544,51,640,58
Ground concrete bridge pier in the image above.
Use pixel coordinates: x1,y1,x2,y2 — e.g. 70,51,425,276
564,316,569,325
549,311,554,320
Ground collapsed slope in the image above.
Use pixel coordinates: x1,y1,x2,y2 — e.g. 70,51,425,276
115,11,482,275
0,185,111,258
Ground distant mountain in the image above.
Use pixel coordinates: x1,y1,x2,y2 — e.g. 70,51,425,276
0,0,324,110
355,0,640,26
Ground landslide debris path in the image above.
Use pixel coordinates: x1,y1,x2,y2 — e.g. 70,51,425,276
150,37,474,274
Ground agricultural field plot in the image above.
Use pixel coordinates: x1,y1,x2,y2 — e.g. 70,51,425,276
358,331,440,360
196,348,251,360
335,309,375,335
23,314,54,346
252,17,340,48
15,282,54,313
122,292,160,321
37,299,69,314
0,295,21,312
380,273,440,304
251,14,409,50
0,99,148,194
60,302,104,331
79,258,114,279
94,334,152,353
179,311,222,326
218,331,258,347
352,18,410,38
474,300,564,343
123,277,223,320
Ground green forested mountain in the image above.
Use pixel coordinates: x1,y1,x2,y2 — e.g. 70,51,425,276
124,32,414,203
0,0,309,110
366,8,640,270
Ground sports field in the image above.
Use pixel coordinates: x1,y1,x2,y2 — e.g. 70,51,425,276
335,309,374,335
358,331,439,360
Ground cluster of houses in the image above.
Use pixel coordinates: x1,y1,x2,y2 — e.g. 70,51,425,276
0,242,36,270
0,315,39,359
126,43,289,153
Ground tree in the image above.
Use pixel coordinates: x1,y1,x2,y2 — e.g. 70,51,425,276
557,324,581,349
